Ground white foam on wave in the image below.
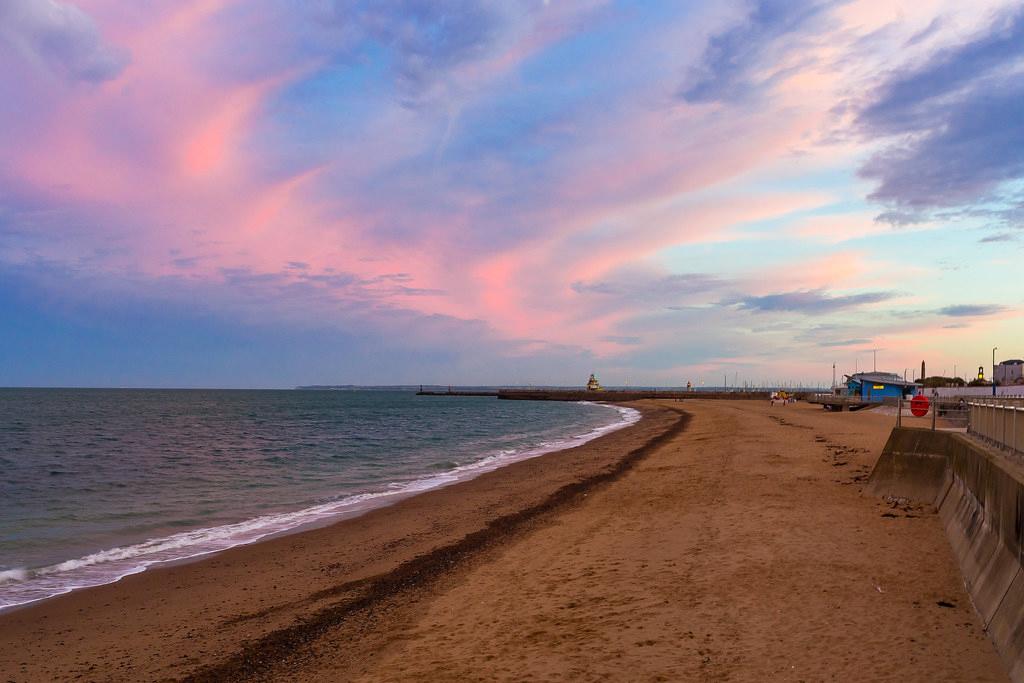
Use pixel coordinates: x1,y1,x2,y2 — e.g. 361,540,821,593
0,569,30,585
0,402,640,612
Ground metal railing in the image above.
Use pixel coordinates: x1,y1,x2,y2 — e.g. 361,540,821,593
967,400,1024,455
896,396,970,429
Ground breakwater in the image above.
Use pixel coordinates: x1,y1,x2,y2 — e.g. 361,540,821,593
416,390,499,397
497,390,768,401
416,389,771,401
866,428,1024,681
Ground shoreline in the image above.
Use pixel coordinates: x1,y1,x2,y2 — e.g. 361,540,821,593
0,402,683,681
0,401,640,615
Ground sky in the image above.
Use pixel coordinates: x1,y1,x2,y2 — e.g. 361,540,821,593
0,0,1022,388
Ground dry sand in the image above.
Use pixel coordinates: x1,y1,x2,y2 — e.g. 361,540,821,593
0,399,1007,681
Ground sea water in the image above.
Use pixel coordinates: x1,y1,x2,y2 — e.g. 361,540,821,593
0,389,637,611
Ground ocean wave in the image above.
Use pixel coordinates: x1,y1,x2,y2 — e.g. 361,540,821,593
0,568,30,585
0,402,639,612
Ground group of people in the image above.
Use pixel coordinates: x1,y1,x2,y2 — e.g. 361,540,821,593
770,391,794,406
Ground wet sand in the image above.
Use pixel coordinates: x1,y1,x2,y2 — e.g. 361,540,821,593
0,400,1007,681
0,403,684,681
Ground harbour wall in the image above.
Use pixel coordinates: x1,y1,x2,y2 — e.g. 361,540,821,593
496,390,770,402
415,389,774,401
866,428,1024,681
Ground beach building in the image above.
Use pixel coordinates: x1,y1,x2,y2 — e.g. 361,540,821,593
845,372,919,402
995,359,1024,385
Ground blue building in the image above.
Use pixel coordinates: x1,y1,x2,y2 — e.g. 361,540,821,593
845,372,919,402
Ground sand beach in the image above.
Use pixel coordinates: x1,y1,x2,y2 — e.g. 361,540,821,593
0,400,1006,681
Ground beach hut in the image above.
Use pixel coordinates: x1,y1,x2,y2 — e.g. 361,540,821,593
845,372,919,402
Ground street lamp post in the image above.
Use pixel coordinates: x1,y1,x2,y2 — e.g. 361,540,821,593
993,347,999,396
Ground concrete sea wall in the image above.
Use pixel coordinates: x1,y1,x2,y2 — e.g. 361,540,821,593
866,428,1024,681
930,387,1024,398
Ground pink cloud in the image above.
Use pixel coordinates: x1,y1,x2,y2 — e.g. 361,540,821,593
181,79,274,178
5,0,1021,384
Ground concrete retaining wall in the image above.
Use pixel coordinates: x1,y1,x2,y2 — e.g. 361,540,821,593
866,428,1024,681
931,387,1024,398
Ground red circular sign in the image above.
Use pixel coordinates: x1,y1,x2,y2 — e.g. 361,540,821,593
910,394,930,417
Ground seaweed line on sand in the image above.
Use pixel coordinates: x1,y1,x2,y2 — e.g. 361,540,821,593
182,405,690,682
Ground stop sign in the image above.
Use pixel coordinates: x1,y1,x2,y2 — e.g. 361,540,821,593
910,394,930,417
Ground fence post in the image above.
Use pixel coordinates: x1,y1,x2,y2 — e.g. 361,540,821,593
896,397,902,427
932,398,937,430
1004,403,1008,450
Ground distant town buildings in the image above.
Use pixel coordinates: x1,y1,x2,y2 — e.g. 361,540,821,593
995,359,1024,385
